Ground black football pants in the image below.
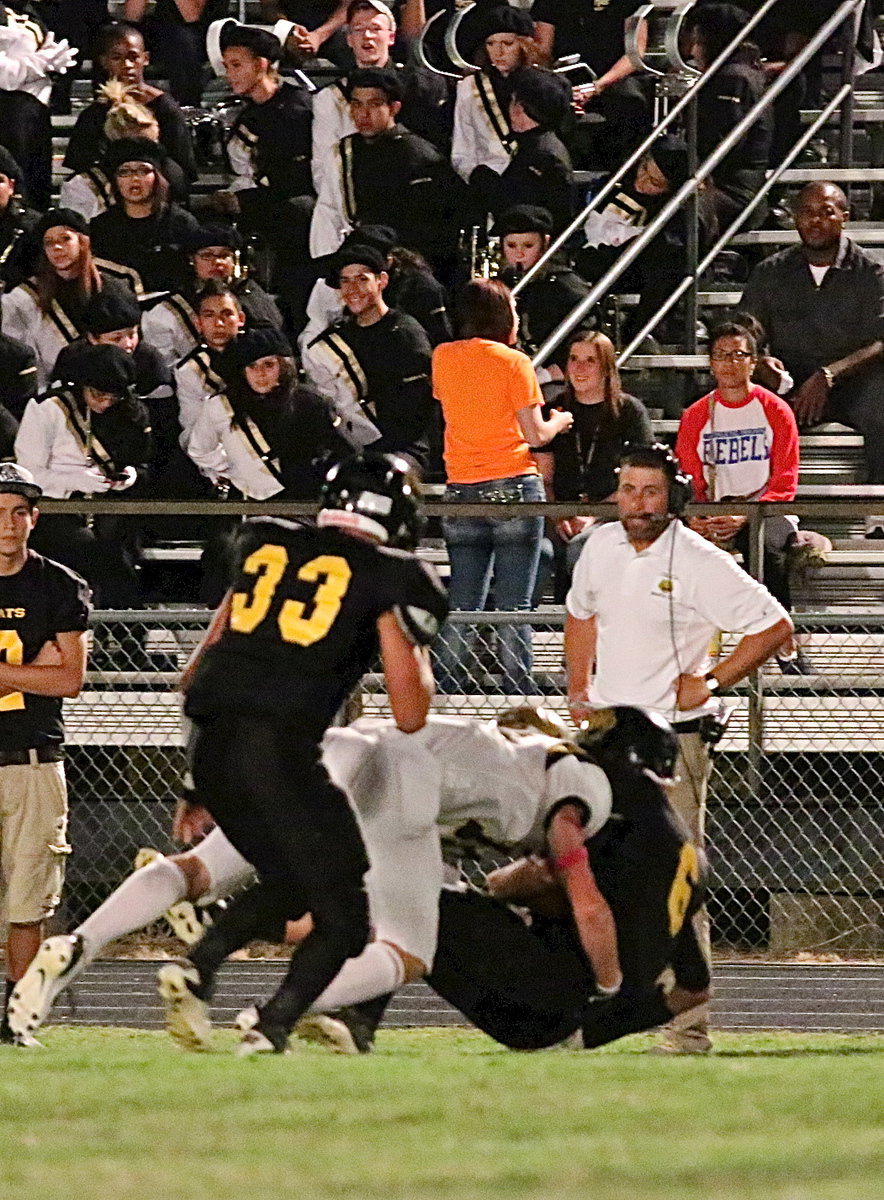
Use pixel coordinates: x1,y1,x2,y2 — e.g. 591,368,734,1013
188,713,370,1033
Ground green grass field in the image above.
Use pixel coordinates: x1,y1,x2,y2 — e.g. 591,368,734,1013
1,1028,882,1200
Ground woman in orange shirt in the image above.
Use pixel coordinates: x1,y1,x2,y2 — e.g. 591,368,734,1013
432,278,572,693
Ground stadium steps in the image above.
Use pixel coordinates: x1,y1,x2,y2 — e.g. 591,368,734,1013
41,959,884,1032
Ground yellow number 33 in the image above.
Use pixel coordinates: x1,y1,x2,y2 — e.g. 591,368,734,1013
230,545,352,648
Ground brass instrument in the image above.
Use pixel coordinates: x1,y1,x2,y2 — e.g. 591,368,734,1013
459,225,502,279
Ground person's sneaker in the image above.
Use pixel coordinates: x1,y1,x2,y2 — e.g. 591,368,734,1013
134,849,206,946
234,1006,289,1056
865,516,884,539
294,1009,374,1055
7,934,86,1038
157,962,212,1051
649,1026,713,1055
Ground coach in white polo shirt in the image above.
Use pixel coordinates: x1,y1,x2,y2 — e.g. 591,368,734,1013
565,443,791,1053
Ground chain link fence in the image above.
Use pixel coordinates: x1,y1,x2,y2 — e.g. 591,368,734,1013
63,607,884,958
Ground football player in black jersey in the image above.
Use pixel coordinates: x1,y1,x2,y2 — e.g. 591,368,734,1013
0,463,90,1048
158,451,448,1055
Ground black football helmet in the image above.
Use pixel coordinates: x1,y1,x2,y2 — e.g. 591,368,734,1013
577,706,678,783
317,452,425,549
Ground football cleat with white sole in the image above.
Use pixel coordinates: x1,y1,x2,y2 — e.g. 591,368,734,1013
234,1006,289,1056
134,848,204,946
294,1011,372,1055
157,962,213,1051
7,933,87,1038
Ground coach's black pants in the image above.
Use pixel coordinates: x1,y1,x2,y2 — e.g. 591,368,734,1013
188,713,370,1032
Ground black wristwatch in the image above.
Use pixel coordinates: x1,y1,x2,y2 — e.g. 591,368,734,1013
705,672,721,696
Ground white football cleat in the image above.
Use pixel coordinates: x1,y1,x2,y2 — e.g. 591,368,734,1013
234,1006,289,1056
134,848,204,946
294,1013,363,1055
157,962,212,1051
7,933,87,1038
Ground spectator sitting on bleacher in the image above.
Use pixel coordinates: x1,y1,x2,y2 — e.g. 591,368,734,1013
0,145,38,291
312,0,450,195
451,5,545,186
468,66,574,237
60,82,191,220
686,3,772,229
675,320,805,671
740,182,884,513
90,138,199,295
575,135,716,344
495,204,589,381
1,208,111,390
15,344,155,619
173,279,243,451
51,283,187,502
122,0,230,109
302,243,434,470
0,1,77,209
302,222,451,350
187,325,346,500
212,20,314,334
63,22,197,184
142,223,283,367
310,68,461,270
533,327,653,596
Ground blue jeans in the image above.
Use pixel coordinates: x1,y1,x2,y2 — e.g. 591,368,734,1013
438,474,545,694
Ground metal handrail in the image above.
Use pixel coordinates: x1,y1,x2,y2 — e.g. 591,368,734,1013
616,82,852,363
512,0,783,296
529,0,864,366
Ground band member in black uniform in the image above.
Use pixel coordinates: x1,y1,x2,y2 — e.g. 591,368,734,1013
0,462,90,1046
173,279,244,453
2,208,106,391
302,244,434,470
90,138,199,296
310,68,462,273
469,67,574,236
0,145,38,291
302,223,451,352
495,204,589,378
15,343,154,625
52,284,185,505
142,223,283,368
161,452,448,1056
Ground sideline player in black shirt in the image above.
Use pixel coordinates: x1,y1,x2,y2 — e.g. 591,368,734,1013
159,452,448,1055
0,463,90,1047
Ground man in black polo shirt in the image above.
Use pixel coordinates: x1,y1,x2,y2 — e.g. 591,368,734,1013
741,182,884,494
0,463,90,1047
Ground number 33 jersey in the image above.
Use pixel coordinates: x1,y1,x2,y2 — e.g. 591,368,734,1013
186,517,448,730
